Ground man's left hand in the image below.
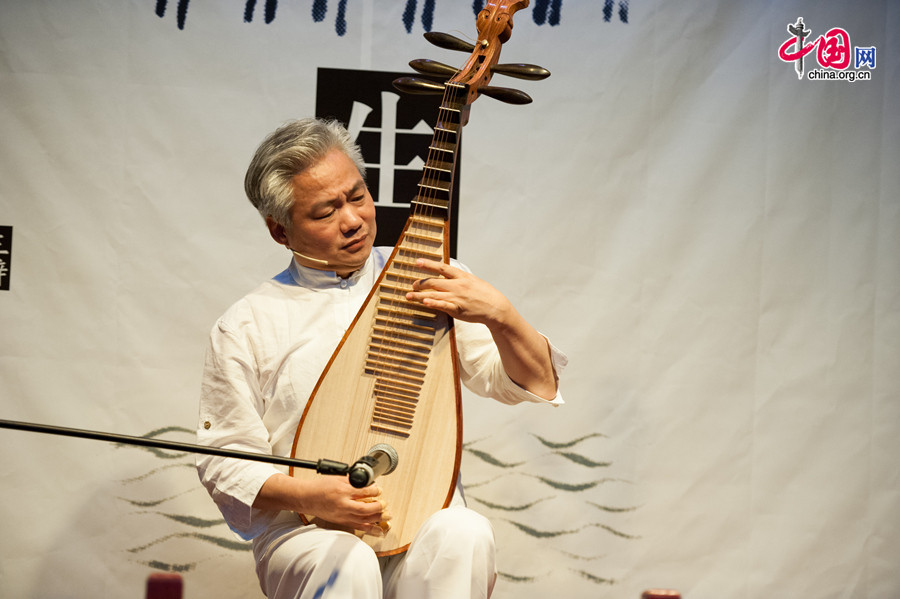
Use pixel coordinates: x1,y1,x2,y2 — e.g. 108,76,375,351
405,259,512,328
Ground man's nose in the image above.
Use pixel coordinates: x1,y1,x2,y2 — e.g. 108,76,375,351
340,205,363,232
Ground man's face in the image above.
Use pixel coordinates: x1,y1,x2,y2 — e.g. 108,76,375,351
267,148,377,278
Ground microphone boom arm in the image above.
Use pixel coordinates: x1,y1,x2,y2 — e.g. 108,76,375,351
0,418,351,476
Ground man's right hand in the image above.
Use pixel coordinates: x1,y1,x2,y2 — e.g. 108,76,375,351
253,472,391,534
299,475,391,533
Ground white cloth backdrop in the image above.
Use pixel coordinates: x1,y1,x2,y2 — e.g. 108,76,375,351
1,1,897,597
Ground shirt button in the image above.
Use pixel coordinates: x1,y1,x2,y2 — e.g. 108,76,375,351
203,421,211,430
339,280,348,289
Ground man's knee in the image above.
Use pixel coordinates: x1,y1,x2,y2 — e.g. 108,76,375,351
389,508,497,598
419,506,495,553
258,528,381,598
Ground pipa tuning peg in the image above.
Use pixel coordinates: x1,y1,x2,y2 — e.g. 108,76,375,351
424,31,476,53
492,63,551,81
409,59,459,79
392,76,445,95
479,86,533,105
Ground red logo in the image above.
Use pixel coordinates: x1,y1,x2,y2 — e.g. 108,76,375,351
778,17,873,82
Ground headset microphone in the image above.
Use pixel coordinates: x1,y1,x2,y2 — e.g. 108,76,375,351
290,248,330,266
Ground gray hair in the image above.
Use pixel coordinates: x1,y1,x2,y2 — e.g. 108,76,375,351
244,118,366,227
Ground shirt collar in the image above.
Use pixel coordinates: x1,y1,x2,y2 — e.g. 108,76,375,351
286,253,374,289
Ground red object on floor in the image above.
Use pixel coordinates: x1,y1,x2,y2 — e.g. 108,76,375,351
146,573,183,599
642,591,681,599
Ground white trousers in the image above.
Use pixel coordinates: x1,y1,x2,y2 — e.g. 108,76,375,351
252,506,497,599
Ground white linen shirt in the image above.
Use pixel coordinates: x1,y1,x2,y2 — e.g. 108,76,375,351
196,247,566,539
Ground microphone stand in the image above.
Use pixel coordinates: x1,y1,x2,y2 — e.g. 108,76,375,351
0,418,351,477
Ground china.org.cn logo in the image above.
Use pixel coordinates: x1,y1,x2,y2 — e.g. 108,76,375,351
778,17,876,82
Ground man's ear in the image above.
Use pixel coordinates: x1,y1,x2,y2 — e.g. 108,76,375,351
265,216,289,248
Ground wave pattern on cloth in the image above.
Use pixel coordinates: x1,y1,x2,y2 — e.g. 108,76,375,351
116,427,251,574
462,431,639,587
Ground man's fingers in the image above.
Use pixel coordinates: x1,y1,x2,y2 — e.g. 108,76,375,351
351,483,381,499
415,258,464,279
356,496,387,509
415,257,444,273
355,494,389,519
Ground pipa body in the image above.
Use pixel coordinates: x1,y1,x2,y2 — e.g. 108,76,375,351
291,214,463,556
